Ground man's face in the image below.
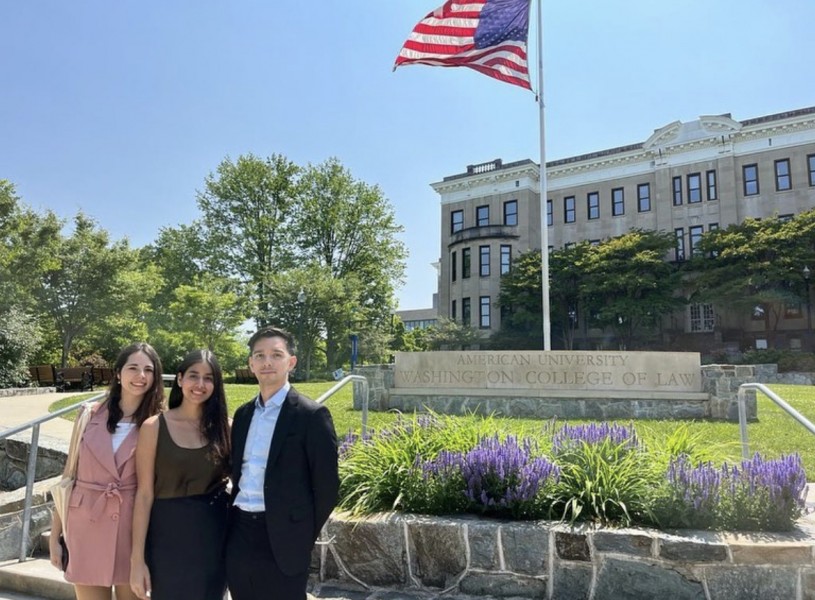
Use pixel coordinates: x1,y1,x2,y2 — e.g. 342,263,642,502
248,335,297,390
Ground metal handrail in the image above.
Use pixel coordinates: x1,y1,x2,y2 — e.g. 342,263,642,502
315,375,370,437
737,383,815,459
0,392,106,561
0,374,368,562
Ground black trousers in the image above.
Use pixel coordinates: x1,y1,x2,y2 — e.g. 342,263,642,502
225,509,308,600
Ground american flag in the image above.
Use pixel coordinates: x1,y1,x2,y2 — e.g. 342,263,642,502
394,0,532,90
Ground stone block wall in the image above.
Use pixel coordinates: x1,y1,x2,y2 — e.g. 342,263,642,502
352,363,815,422
312,512,815,600
0,439,66,492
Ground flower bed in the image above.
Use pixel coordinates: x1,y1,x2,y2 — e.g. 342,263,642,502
338,414,808,532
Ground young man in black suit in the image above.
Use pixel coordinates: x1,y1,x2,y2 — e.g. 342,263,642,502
226,327,339,600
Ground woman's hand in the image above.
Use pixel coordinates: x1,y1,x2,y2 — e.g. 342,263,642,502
130,559,152,599
48,535,63,571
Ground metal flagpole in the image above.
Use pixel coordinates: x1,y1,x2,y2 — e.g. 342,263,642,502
536,0,551,350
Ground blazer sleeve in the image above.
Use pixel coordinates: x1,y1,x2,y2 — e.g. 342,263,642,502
306,404,339,538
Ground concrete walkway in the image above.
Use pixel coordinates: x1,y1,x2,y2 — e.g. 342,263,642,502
0,392,97,443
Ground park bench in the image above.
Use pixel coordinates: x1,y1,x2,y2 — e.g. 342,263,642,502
28,365,58,387
56,366,94,391
92,366,114,386
234,368,256,383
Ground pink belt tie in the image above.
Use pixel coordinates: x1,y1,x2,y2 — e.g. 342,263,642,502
75,480,136,522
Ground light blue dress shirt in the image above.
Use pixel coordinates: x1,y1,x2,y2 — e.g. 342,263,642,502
233,382,290,512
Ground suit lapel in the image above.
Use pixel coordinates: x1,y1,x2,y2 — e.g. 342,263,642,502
231,398,255,485
80,404,120,480
265,391,296,473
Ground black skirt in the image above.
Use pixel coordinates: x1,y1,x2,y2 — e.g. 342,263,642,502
146,490,229,600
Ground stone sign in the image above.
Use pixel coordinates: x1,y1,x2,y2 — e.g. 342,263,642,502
393,351,702,393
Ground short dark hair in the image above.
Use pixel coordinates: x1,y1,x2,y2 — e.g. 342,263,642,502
248,327,296,355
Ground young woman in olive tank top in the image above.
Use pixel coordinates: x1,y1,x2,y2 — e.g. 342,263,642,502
130,349,230,600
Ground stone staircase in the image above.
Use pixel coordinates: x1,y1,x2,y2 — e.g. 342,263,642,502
0,533,72,600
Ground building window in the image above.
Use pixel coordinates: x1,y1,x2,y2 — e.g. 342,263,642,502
564,196,576,223
564,242,575,250
451,300,456,321
503,200,518,226
479,296,490,329
673,176,683,205
708,223,719,257
743,164,759,196
462,297,471,326
637,183,651,212
451,250,457,282
775,159,791,191
675,228,685,261
479,245,490,277
611,187,624,216
462,248,471,279
500,245,511,275
476,205,489,227
589,239,600,246
706,170,718,200
687,173,702,203
808,155,815,186
785,302,803,318
779,213,794,222
546,199,553,227
689,303,715,332
451,210,463,233
690,225,703,256
587,191,599,220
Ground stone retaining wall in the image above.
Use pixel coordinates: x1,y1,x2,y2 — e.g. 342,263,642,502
0,387,55,398
313,512,815,599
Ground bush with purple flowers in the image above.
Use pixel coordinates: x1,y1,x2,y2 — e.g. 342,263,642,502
338,414,808,532
656,453,807,531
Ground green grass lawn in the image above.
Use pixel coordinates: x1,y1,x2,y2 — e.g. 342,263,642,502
50,383,815,478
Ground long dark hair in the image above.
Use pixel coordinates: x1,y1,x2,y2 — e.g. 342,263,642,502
168,349,230,471
106,342,164,433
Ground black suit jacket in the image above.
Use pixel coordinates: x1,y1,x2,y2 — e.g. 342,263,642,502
230,386,339,575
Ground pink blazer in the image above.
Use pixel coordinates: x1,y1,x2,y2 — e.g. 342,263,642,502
64,403,139,586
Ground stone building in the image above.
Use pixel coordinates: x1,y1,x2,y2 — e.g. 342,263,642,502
433,106,815,352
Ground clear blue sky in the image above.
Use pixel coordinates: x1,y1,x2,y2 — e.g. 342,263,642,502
2,1,814,310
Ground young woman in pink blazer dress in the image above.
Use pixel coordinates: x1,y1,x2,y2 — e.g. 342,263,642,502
48,342,164,600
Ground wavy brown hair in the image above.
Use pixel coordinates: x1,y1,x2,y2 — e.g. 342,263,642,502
105,342,164,433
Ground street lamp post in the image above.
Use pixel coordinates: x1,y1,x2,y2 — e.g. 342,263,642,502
297,288,306,380
804,267,812,350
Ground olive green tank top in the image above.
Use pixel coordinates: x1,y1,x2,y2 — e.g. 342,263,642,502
153,413,226,499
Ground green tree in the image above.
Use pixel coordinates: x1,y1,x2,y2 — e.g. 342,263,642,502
150,273,249,372
580,229,684,349
692,212,815,338
425,318,482,350
196,154,299,326
291,158,407,371
0,306,41,388
494,244,591,350
30,214,141,366
0,180,61,312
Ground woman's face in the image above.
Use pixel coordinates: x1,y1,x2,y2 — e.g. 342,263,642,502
177,360,215,406
119,351,156,400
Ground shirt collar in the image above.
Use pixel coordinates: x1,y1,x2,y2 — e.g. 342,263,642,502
254,382,291,412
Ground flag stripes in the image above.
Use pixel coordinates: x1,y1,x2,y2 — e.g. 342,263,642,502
394,0,531,90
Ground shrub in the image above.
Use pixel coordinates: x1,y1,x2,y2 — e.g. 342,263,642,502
403,435,560,519
548,422,660,526
742,349,815,372
338,412,503,515
0,307,41,388
655,453,807,531
337,416,806,532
